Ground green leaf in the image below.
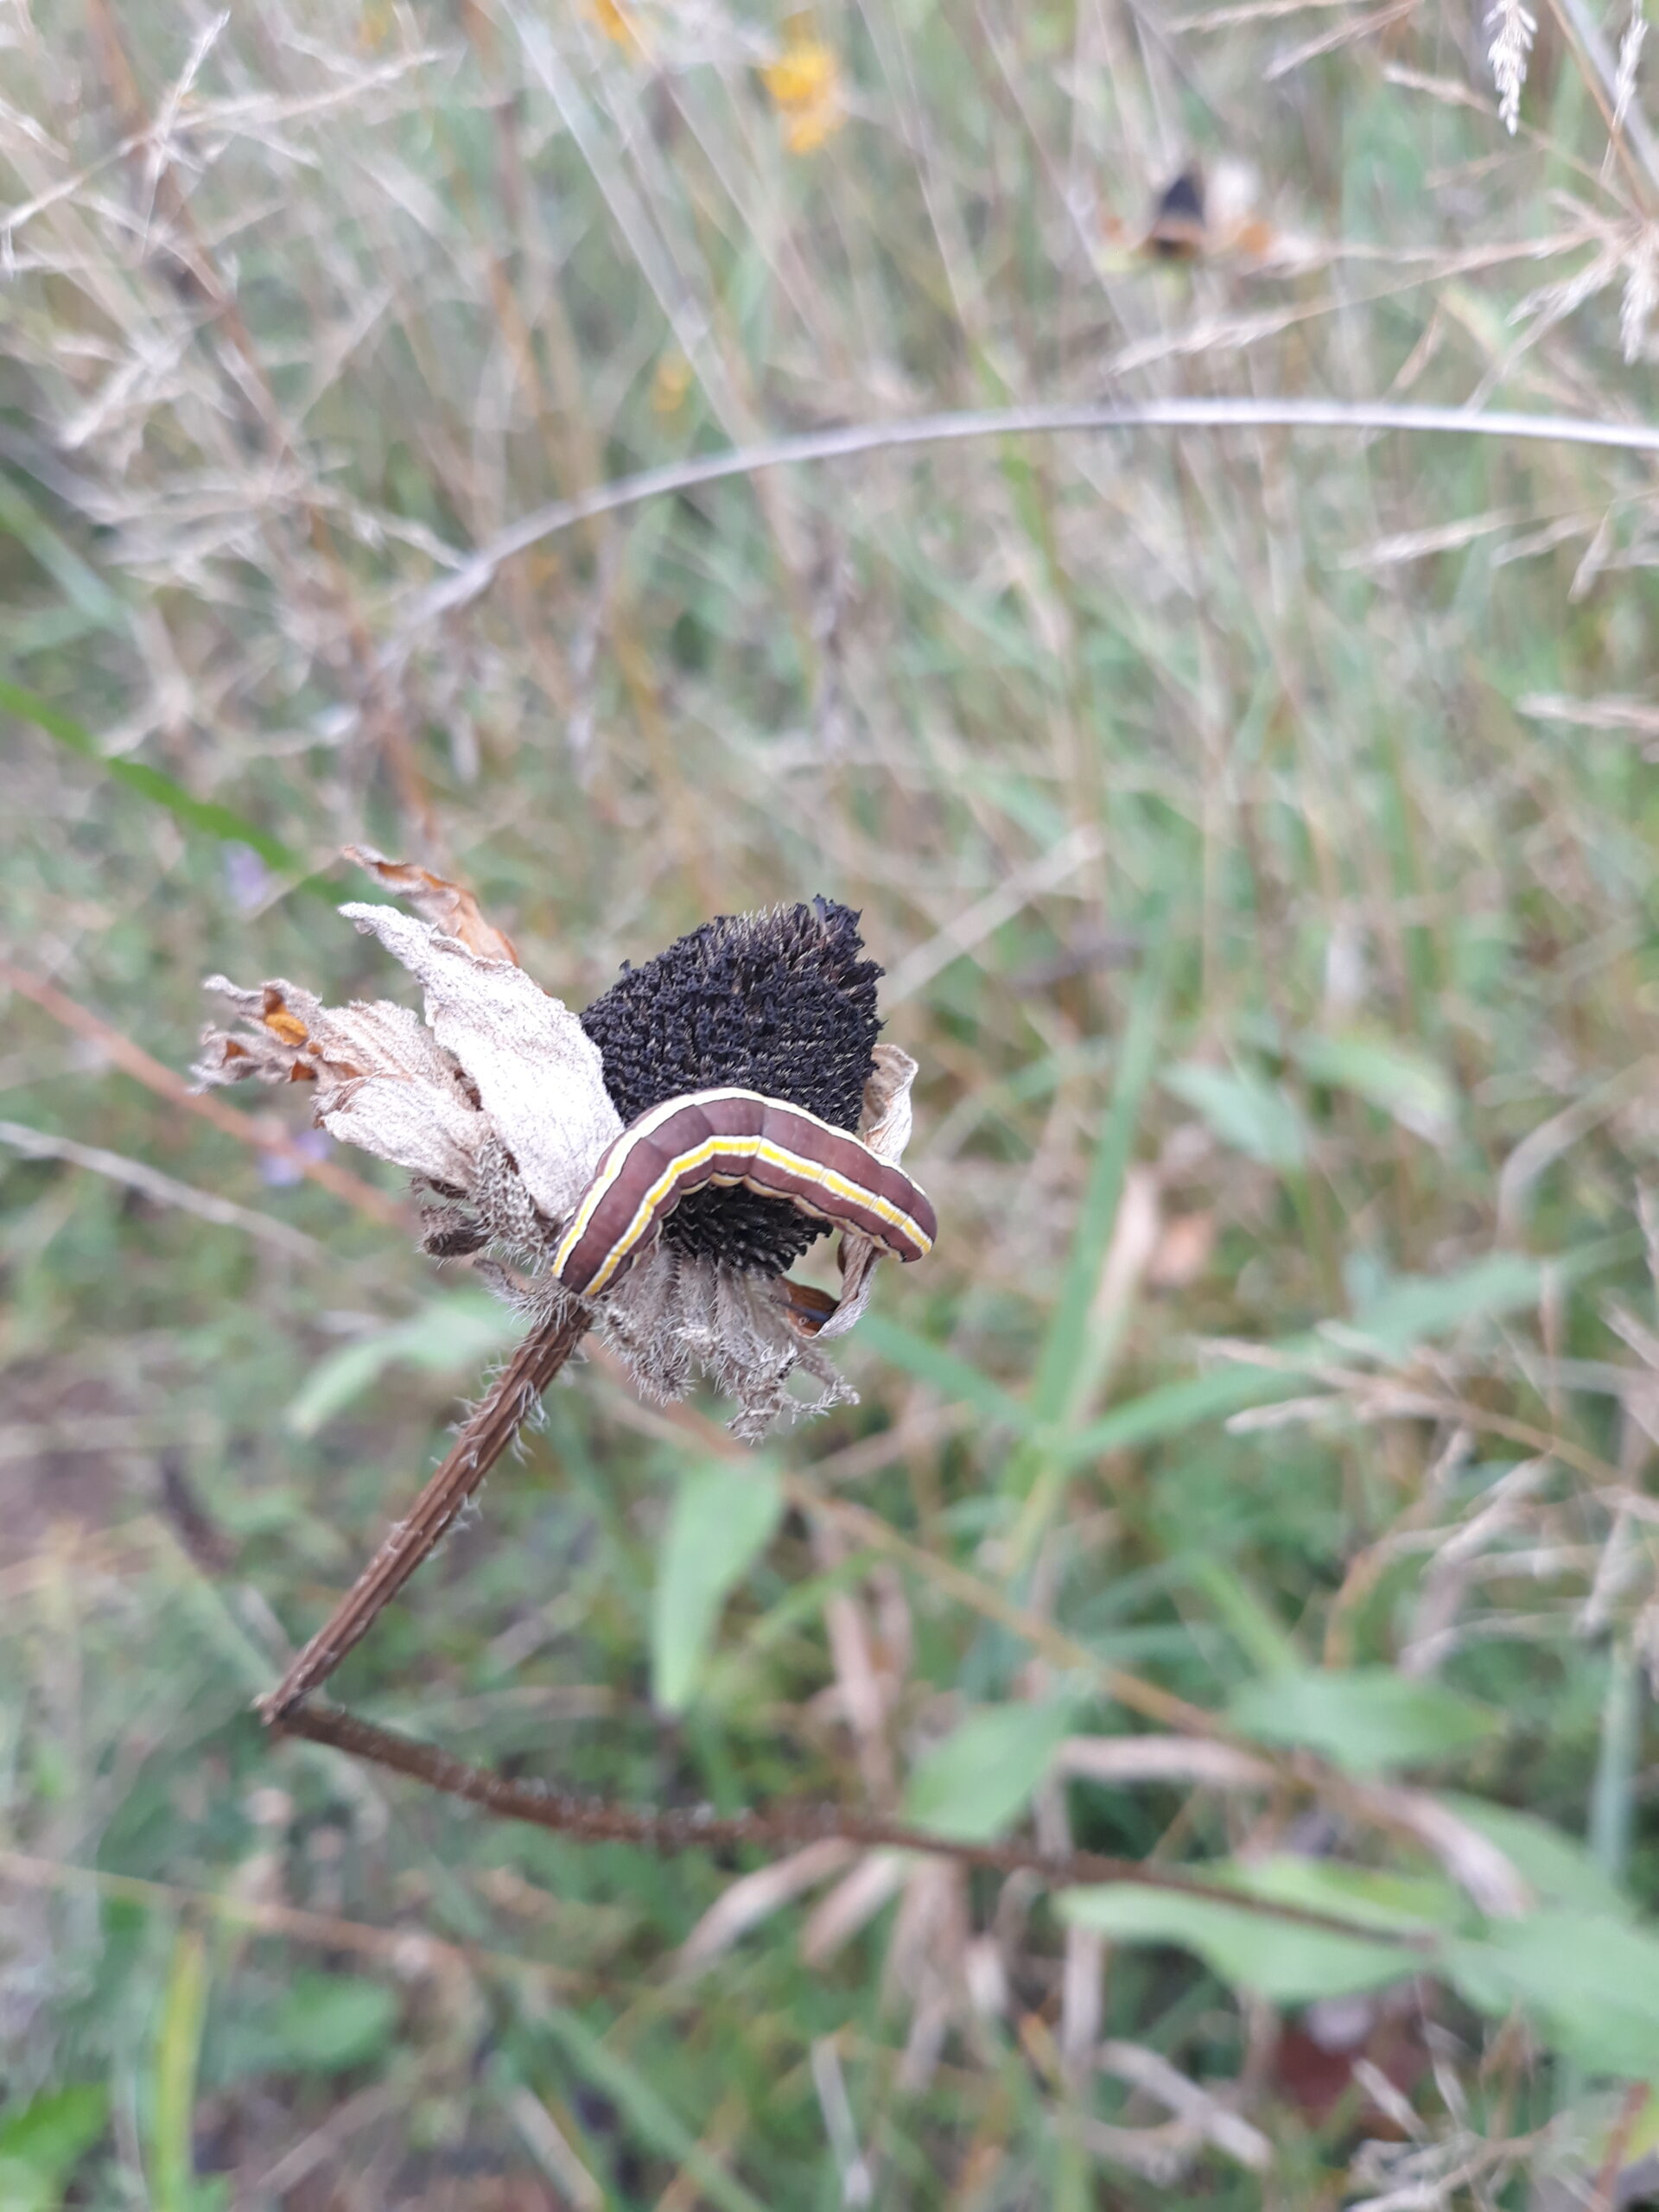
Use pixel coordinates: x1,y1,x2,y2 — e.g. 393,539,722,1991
652,1460,785,1713
1162,1062,1307,1173
1228,1667,1500,1774
0,2086,108,2212
1448,1912,1659,2079
287,1294,522,1436
904,1700,1074,1842
1230,1853,1461,1935
1293,1027,1459,1143
1433,1794,1634,1918
1058,1248,1568,1471
263,1973,399,2075
1343,1254,1543,1357
1059,1876,1417,2004
0,677,316,885
856,1313,1030,1434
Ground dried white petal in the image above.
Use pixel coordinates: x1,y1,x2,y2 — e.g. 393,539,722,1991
340,903,621,1221
807,1042,926,1342
813,1238,884,1342
859,1043,918,1162
317,1076,484,1189
199,968,493,1189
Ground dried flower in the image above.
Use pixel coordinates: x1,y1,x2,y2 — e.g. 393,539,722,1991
761,26,847,155
194,854,928,1439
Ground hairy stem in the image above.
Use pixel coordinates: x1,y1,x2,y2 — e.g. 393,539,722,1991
261,1304,588,1719
272,1699,1429,1948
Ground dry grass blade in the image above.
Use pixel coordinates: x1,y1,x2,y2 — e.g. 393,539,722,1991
677,1840,857,1970
0,1846,583,1991
386,400,1659,657
779,1472,1227,1739
1517,691,1659,740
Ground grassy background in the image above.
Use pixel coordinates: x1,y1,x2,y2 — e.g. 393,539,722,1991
5,0,1659,2202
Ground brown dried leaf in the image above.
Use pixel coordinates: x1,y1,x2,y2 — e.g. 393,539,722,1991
345,846,520,965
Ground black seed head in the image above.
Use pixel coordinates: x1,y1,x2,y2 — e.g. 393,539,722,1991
580,899,882,1274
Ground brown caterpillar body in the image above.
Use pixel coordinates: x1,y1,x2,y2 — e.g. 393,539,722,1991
552,1088,935,1298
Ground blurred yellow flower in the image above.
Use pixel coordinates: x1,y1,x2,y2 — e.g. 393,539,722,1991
588,0,647,55
651,351,694,416
761,32,846,154
783,99,842,156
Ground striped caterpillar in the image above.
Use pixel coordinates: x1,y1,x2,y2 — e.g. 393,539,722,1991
551,1087,936,1300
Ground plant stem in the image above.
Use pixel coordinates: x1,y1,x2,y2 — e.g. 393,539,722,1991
271,1698,1430,1947
388,400,1659,660
260,1304,588,1719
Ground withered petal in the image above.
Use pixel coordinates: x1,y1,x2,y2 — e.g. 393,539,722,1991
344,845,520,966
859,1043,918,1165
340,903,620,1224
316,1073,486,1191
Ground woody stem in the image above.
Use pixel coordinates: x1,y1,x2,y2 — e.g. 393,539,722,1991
268,1700,1427,1948
260,1303,588,1721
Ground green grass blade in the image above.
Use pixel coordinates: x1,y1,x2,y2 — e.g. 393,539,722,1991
1031,952,1166,1427
1,677,314,881
0,474,128,627
536,2009,767,2212
149,1925,210,2212
1057,1236,1636,1470
856,1313,1032,1433
1055,1362,1306,1470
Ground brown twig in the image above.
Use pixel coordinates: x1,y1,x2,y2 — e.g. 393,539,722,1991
270,1698,1432,1948
260,1304,588,1719
0,960,405,1229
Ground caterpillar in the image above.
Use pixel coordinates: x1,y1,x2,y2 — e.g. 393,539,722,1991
552,1087,936,1299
